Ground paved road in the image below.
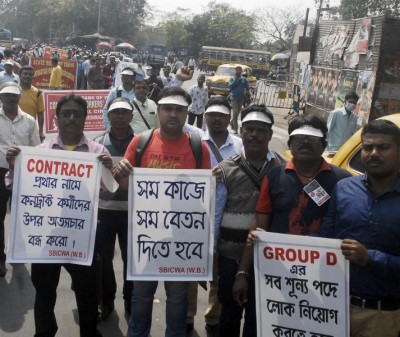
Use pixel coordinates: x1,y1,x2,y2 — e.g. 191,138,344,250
0,70,290,337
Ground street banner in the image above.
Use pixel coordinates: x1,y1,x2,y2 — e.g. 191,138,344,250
127,168,215,281
31,57,77,90
43,47,69,60
43,90,108,137
254,232,349,337
7,147,102,265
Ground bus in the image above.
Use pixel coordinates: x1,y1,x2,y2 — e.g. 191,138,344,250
0,28,12,48
147,44,168,66
200,46,271,78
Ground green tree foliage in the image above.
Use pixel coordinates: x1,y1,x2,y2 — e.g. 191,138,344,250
323,0,399,19
0,0,147,43
160,2,257,56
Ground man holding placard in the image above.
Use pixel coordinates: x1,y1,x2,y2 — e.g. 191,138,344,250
114,87,211,337
214,105,285,337
233,115,350,336
6,94,114,337
318,119,400,337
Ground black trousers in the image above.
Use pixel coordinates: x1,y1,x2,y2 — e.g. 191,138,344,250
31,262,98,337
97,210,133,306
188,112,204,129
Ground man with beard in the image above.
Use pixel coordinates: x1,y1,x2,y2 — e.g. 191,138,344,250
5,94,114,337
317,119,400,337
232,115,350,335
18,65,45,141
214,105,285,337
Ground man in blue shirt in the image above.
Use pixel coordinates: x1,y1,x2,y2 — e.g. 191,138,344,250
228,66,249,134
319,119,400,337
326,91,359,151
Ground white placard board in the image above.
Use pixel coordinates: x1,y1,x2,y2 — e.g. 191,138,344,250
254,232,350,337
7,146,102,265
127,168,215,281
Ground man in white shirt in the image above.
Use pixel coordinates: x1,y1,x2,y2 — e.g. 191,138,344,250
131,79,158,134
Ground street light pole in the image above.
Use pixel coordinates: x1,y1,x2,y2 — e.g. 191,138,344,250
97,0,102,33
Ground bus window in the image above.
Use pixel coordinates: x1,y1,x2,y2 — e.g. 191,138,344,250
223,53,230,61
210,52,216,59
245,54,253,62
216,52,223,60
231,54,238,62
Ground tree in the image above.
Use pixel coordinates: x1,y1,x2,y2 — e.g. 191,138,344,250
254,7,303,52
324,0,399,19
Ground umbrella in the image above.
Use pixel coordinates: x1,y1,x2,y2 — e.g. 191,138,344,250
97,41,112,49
270,53,289,61
116,42,135,50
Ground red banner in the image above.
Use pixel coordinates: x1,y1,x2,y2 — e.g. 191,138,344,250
43,47,69,60
31,57,77,90
43,90,109,135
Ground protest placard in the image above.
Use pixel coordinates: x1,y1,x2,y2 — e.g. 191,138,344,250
7,147,102,266
31,57,77,90
254,232,349,337
43,90,108,137
127,168,215,281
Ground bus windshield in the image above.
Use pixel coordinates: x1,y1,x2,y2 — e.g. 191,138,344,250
0,28,12,47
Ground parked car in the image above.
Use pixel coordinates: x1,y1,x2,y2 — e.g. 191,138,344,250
206,63,257,97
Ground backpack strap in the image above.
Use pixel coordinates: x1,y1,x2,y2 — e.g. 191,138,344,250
135,129,203,169
135,129,155,167
188,132,203,169
37,89,42,99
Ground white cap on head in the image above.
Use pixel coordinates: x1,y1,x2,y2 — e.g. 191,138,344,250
289,125,324,138
108,101,133,113
4,60,14,66
242,111,272,124
0,85,20,95
205,105,230,115
121,68,135,76
158,95,189,107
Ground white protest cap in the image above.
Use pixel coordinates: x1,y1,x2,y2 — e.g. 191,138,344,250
289,125,324,138
121,68,135,76
4,60,14,66
242,111,272,124
108,101,133,113
0,85,20,95
158,95,189,107
205,104,230,115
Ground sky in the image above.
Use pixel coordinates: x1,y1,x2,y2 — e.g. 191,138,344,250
147,0,320,16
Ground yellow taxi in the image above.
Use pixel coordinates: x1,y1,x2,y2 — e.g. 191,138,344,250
206,63,257,96
328,113,400,175
284,113,400,176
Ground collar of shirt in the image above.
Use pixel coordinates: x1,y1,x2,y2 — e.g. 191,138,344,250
0,106,25,121
286,157,331,174
361,172,400,193
134,98,147,108
49,134,90,151
203,131,233,148
241,147,275,166
118,84,134,94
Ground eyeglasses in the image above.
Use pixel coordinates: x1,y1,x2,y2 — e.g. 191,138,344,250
58,110,86,119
